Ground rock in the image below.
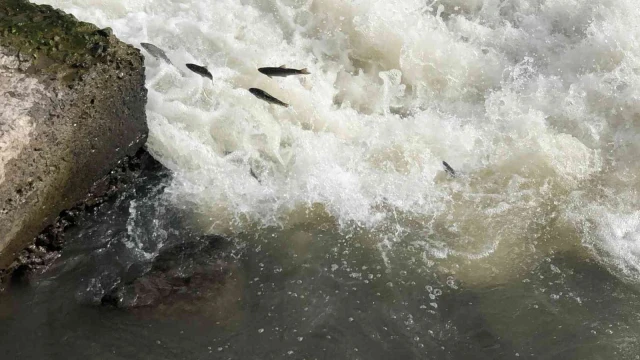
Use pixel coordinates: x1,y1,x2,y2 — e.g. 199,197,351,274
101,235,234,310
0,0,148,269
0,149,164,286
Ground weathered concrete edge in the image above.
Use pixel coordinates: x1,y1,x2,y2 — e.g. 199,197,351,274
0,0,150,271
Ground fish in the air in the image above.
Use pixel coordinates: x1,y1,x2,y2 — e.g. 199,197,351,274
258,65,310,78
249,88,289,107
140,43,173,65
442,161,456,177
250,168,260,183
186,63,213,80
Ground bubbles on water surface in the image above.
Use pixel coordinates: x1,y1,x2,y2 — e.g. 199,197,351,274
22,0,640,357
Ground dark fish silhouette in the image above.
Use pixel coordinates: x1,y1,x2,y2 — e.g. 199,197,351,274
250,168,260,182
140,42,172,65
249,88,289,107
258,65,310,78
186,63,213,80
442,161,456,177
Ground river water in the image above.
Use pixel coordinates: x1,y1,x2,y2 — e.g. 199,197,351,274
2,0,640,358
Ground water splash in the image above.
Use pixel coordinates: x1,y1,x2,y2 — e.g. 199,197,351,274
34,0,640,284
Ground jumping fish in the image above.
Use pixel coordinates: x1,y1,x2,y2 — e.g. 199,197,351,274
258,65,310,78
250,168,260,183
442,161,456,177
140,42,173,65
249,88,289,107
186,63,213,80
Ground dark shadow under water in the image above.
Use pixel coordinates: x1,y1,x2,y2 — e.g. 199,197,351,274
1,165,639,360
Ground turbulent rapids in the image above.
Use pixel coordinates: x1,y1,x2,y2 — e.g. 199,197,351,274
6,0,640,358
37,0,640,283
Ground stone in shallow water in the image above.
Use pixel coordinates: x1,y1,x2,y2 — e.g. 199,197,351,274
101,235,241,317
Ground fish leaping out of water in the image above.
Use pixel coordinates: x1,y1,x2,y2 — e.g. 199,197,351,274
258,65,310,78
248,88,289,107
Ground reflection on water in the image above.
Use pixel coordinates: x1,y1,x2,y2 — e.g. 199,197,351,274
1,171,639,359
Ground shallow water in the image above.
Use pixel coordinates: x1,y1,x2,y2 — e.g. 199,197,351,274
3,0,640,358
1,171,639,359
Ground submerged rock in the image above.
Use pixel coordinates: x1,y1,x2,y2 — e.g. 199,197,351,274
101,235,239,312
0,0,148,270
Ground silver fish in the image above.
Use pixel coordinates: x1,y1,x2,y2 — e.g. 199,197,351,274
250,168,260,182
442,161,456,177
186,63,213,80
258,65,310,78
249,88,289,107
140,42,172,65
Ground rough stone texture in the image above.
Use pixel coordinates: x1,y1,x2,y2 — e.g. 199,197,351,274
0,149,163,286
101,235,231,309
0,0,148,269
99,235,243,323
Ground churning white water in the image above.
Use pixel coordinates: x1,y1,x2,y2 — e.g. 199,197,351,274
34,0,640,284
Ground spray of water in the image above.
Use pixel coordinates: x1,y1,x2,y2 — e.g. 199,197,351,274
34,0,640,284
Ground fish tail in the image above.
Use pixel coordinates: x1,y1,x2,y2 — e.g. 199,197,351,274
299,68,310,75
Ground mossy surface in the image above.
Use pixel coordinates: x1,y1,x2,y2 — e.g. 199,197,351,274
0,0,115,79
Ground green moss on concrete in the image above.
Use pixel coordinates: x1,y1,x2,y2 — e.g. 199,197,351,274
0,0,115,80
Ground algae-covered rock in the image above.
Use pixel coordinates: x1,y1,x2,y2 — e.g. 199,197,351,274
0,0,148,268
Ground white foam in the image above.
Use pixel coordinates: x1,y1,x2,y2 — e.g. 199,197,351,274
593,210,640,279
34,0,640,283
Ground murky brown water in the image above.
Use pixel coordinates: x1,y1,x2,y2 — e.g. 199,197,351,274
1,167,639,359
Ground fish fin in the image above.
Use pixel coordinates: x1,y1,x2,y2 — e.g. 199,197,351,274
299,68,310,74
279,64,286,68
